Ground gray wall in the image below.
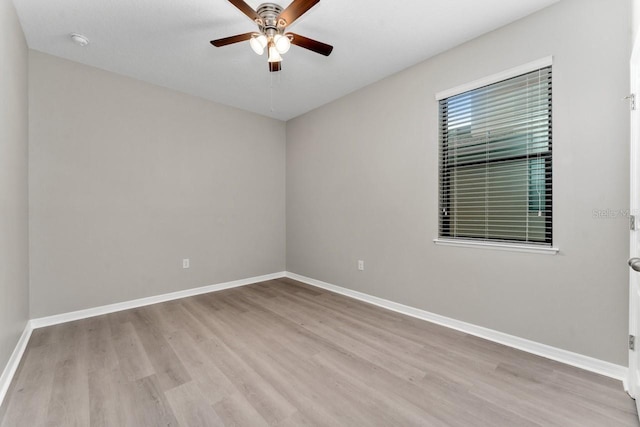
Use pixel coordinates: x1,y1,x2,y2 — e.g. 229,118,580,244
0,0,29,369
286,0,632,365
29,51,286,317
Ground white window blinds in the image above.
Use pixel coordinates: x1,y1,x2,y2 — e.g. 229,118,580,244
438,66,552,245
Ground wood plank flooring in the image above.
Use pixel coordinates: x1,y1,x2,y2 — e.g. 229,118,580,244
0,277,637,426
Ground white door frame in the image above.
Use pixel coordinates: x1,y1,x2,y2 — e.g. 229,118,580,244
628,29,640,399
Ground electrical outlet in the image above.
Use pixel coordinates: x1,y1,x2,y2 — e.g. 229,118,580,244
357,260,364,271
182,258,190,269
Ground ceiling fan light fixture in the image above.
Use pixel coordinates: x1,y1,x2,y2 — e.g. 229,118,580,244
249,34,268,55
273,34,291,54
268,42,282,63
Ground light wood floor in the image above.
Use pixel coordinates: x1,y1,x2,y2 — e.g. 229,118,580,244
0,278,637,426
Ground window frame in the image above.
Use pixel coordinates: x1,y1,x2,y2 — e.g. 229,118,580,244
433,57,558,255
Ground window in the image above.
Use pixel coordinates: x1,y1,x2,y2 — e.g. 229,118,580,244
438,66,552,247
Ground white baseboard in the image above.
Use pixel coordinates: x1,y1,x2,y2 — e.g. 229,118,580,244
285,272,629,386
30,271,286,329
1,269,628,412
1,272,285,409
0,322,33,408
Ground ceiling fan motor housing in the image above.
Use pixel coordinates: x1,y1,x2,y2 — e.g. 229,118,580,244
256,3,285,37
256,3,287,37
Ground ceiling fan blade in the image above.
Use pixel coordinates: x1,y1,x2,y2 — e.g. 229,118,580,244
277,0,319,27
210,32,254,47
228,0,261,22
288,33,333,56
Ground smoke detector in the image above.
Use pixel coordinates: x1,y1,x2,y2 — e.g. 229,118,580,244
70,33,89,47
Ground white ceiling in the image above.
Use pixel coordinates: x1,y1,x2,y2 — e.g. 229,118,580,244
12,0,559,121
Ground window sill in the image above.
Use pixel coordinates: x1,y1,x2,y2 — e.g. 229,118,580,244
433,238,559,255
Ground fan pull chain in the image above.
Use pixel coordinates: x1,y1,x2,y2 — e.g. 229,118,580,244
270,72,274,112
269,70,282,113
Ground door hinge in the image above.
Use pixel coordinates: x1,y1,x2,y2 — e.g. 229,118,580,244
631,215,636,231
625,94,636,110
630,335,635,351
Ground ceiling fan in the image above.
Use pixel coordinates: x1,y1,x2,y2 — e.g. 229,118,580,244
211,0,333,72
